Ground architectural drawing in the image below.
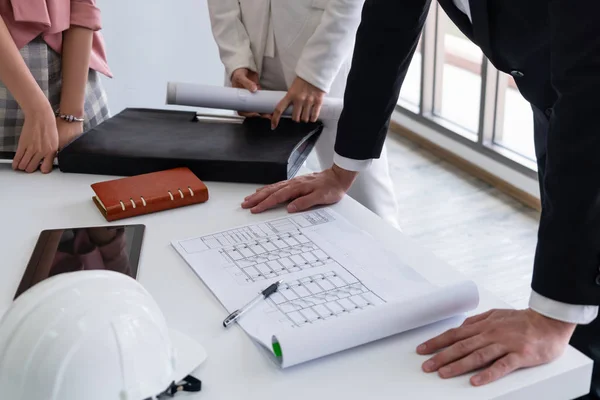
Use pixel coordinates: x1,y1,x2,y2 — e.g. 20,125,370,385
265,271,386,328
178,210,337,284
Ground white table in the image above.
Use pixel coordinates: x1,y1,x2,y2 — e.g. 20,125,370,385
0,164,592,399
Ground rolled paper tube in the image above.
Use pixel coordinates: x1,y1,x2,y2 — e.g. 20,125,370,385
166,82,344,120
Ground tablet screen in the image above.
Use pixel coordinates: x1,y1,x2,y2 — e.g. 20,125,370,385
14,224,145,299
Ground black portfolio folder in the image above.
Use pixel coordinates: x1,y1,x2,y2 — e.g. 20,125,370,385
57,108,323,184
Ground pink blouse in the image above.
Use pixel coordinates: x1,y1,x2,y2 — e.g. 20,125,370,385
0,0,112,77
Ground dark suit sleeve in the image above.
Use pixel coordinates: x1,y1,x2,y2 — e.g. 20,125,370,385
531,0,600,305
334,0,431,160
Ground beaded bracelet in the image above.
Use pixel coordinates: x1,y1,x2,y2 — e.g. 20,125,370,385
55,110,84,123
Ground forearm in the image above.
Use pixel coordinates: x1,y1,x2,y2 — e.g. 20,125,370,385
335,0,430,161
59,26,93,116
0,16,49,115
295,0,364,93
207,0,257,79
531,0,600,306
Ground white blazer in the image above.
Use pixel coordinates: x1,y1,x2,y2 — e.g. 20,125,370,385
206,0,365,95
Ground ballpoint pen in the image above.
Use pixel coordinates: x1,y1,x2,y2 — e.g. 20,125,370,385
223,280,283,328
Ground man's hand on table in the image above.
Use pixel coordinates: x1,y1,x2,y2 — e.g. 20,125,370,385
417,308,576,386
242,164,357,213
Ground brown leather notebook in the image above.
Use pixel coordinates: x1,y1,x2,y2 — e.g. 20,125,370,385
91,167,209,221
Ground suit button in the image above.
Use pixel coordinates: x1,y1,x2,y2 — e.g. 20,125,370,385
511,70,524,78
545,108,552,118
596,275,600,286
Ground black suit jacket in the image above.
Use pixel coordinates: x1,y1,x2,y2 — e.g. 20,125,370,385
336,0,600,306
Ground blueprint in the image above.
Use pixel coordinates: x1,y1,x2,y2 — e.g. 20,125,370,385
172,208,479,368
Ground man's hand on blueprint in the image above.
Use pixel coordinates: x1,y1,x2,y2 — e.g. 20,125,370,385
416,308,576,386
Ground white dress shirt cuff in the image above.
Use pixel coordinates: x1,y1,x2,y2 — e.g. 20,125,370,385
333,152,373,172
529,290,598,325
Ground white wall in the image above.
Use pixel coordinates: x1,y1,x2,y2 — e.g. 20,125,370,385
96,0,225,115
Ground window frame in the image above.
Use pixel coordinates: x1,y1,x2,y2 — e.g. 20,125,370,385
395,3,538,179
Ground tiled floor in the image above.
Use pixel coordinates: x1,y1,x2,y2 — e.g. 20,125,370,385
307,132,541,309
385,133,540,309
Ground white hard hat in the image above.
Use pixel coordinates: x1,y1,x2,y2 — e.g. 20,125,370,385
0,270,207,400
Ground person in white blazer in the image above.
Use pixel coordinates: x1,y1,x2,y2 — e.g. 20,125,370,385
206,0,400,228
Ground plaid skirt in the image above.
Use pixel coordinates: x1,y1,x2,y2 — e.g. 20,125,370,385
0,37,110,152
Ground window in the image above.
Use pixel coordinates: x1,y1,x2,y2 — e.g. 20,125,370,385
433,10,483,135
394,3,537,177
493,75,536,160
398,38,422,111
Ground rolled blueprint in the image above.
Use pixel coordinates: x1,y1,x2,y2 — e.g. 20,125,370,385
166,82,344,120
268,280,479,368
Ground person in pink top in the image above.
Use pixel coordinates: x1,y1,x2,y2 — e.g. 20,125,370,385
0,0,112,173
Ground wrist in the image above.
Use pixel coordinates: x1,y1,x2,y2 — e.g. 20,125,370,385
331,164,358,191
58,102,85,118
294,74,326,95
231,67,250,81
21,91,52,117
526,308,577,333
55,112,84,124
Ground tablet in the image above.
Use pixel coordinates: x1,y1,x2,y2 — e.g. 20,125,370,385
14,224,145,299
